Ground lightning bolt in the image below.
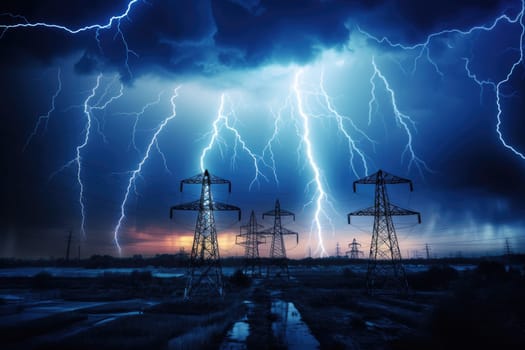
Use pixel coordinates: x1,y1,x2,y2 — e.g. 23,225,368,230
23,67,62,151
50,74,103,237
357,9,520,76
112,86,181,254
369,57,431,176
261,105,284,186
199,93,268,190
495,2,525,160
293,69,330,257
155,139,172,175
49,74,124,238
117,91,165,154
91,78,124,144
318,69,372,178
1,0,141,35
1,0,142,78
263,67,375,257
359,0,525,160
462,57,497,104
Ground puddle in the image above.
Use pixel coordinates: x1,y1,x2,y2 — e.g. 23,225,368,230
271,299,320,349
219,301,252,350
220,321,249,349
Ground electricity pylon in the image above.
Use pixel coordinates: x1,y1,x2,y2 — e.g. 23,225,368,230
348,169,421,295
347,238,363,259
170,169,241,300
235,210,266,277
261,199,298,279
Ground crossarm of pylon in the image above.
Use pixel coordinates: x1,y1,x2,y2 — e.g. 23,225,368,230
240,222,264,231
170,200,201,216
170,200,241,220
348,204,421,223
259,226,299,243
347,206,376,223
388,203,421,223
235,234,248,246
282,228,299,245
281,227,299,236
235,233,266,246
213,201,242,221
258,227,274,236
353,170,414,192
262,210,295,220
179,172,231,192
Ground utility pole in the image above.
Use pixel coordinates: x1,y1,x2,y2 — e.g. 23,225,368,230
65,229,72,262
425,244,431,260
504,238,512,271
348,169,421,295
347,238,363,259
170,170,241,300
236,210,265,277
261,199,298,279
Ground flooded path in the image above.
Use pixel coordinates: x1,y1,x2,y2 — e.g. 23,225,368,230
271,298,320,349
220,289,320,350
220,300,252,349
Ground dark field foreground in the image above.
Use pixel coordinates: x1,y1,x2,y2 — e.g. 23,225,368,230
1,261,524,349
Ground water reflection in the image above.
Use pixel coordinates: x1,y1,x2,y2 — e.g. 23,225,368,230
220,300,252,350
271,299,320,349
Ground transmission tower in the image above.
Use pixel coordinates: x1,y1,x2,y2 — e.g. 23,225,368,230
348,169,421,294
336,242,342,258
170,169,241,300
347,238,363,259
261,199,298,279
235,210,266,277
425,243,431,260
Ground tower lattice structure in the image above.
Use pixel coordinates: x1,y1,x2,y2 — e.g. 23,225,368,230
348,170,421,294
347,238,363,259
236,210,266,276
261,199,298,279
170,169,240,300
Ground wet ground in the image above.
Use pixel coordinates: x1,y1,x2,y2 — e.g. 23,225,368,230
0,263,489,349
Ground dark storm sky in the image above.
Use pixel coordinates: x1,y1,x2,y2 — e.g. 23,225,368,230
1,0,524,258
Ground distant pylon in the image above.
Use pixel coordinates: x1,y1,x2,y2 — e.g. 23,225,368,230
336,242,341,258
261,199,298,279
348,170,421,295
347,238,363,259
236,210,266,276
425,243,431,260
505,238,512,256
170,169,241,300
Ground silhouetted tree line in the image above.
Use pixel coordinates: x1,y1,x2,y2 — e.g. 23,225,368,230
0,253,524,269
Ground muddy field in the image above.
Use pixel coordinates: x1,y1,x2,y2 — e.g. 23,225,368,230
1,261,524,349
